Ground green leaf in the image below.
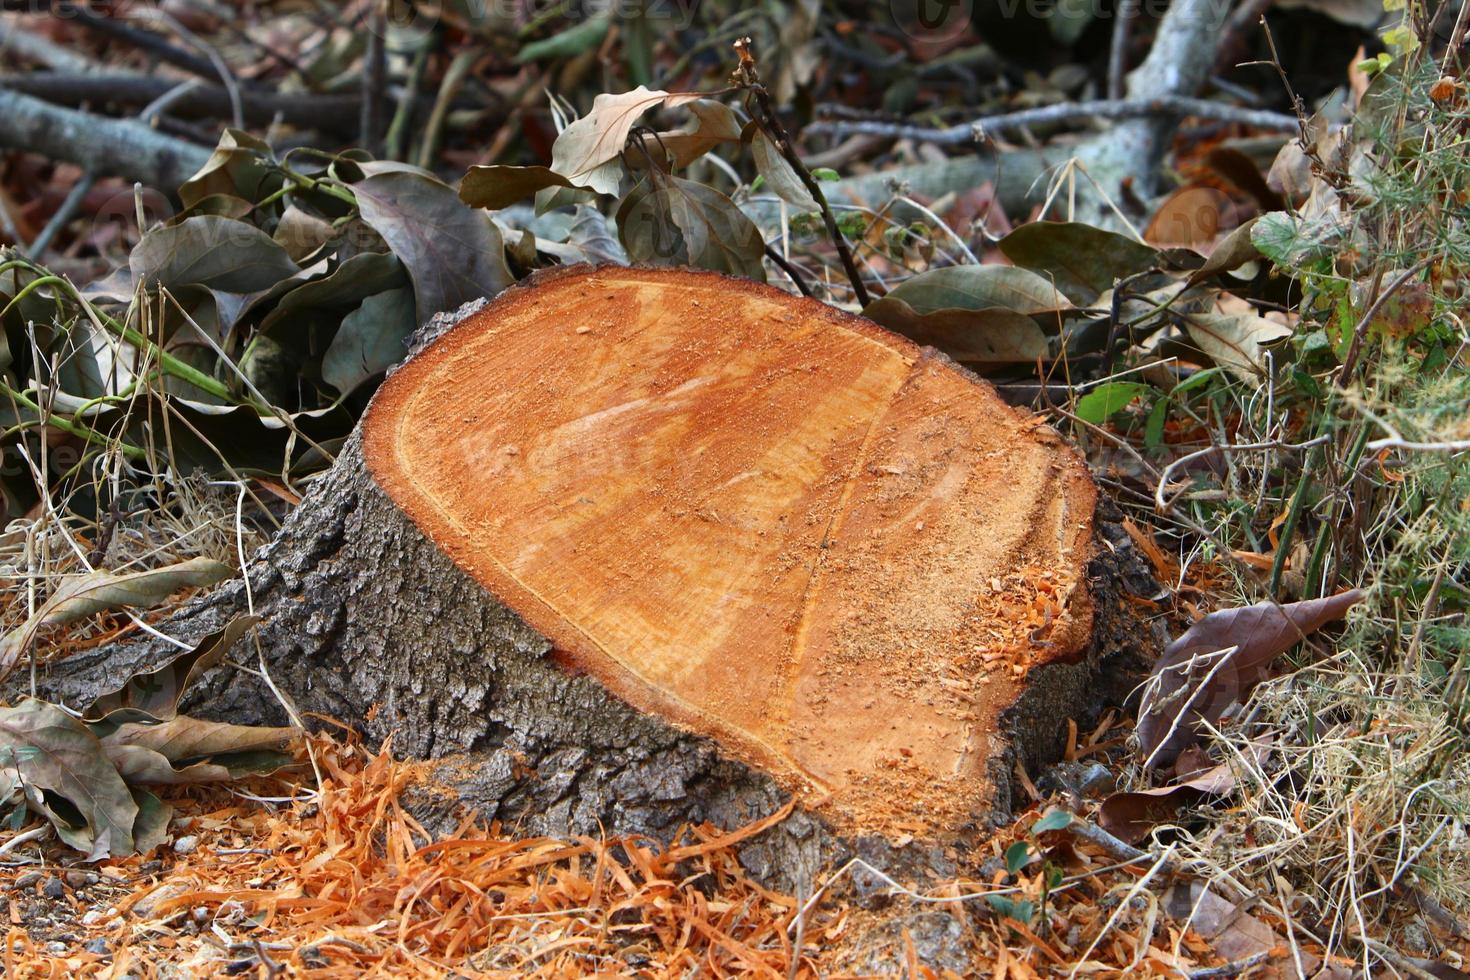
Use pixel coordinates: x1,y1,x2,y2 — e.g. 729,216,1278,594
811,168,840,182
131,216,300,294
985,895,1036,924
1076,382,1150,424
615,173,767,282
1004,841,1032,874
750,131,817,211
354,171,514,325
1048,2,1093,44
322,286,417,396
1171,367,1221,396
1031,809,1074,834
998,223,1158,305
1144,394,1169,449
1250,211,1336,268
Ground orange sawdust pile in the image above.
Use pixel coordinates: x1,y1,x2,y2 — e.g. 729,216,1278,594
0,729,1259,978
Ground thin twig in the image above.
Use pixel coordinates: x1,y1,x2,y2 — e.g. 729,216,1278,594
360,1,386,153
1108,0,1139,101
1155,436,1333,513
763,244,813,298
747,83,869,306
803,97,1301,146
1337,257,1435,382
24,170,94,257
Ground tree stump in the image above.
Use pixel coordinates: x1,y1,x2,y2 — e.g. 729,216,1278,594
39,265,1157,965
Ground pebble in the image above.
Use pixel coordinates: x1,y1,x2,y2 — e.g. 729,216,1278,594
64,869,96,888
41,877,64,899
81,910,102,926
44,942,66,955
173,835,200,855
84,938,109,956
11,871,42,891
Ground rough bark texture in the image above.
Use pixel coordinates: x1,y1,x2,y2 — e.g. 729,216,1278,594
29,288,1162,967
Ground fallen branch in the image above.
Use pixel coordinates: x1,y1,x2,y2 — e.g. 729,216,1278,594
6,0,222,81
0,15,95,71
3,72,379,133
804,97,1301,145
0,86,210,191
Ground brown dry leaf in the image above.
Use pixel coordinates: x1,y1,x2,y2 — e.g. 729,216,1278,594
1123,519,1177,584
654,99,744,171
84,615,259,724
1136,590,1365,768
0,558,233,682
1182,306,1293,381
551,87,703,194
1098,746,1266,844
1144,187,1231,250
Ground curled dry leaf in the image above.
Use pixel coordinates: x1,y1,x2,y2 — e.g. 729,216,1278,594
130,215,300,294
551,86,704,195
1099,744,1269,844
1182,308,1293,381
0,557,233,682
750,129,817,212
615,173,767,282
353,171,513,325
85,615,261,724
0,699,139,856
1136,590,1365,769
862,302,1049,366
653,99,743,171
459,165,584,211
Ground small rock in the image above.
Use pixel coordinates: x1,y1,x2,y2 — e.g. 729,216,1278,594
84,938,109,956
64,869,96,888
81,910,102,926
173,835,200,855
43,942,66,955
41,877,64,899
11,871,42,891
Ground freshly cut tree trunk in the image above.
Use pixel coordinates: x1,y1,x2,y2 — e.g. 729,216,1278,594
39,266,1156,964
366,263,1100,838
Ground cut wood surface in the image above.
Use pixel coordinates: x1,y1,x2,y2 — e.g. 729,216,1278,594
32,265,1157,932
364,265,1097,836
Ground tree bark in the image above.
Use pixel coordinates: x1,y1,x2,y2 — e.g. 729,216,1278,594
30,266,1162,967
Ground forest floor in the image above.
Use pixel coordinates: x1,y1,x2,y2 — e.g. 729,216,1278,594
1,0,1468,976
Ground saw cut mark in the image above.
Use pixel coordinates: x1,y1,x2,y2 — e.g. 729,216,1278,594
364,266,1097,833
